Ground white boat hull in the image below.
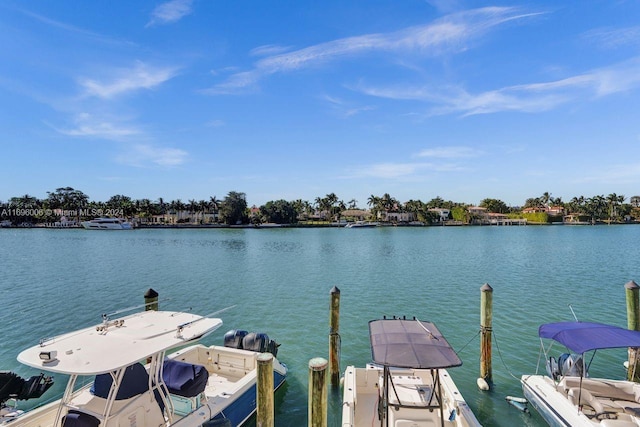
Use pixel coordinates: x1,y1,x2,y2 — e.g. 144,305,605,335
3,309,286,427
81,218,132,230
342,365,481,427
2,344,286,427
521,374,640,427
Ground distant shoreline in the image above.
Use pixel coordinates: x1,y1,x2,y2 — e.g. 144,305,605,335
4,220,638,230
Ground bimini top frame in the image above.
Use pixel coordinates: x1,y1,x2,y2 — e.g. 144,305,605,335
369,317,462,427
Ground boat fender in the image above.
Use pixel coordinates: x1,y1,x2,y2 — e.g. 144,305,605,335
477,378,490,391
506,396,530,414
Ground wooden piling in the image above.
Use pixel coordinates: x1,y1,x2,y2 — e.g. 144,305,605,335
257,353,274,427
329,286,341,387
308,357,328,427
625,280,640,382
144,288,159,311
479,283,493,390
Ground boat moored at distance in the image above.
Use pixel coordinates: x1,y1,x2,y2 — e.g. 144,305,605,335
1,308,287,427
521,321,640,426
342,317,482,427
344,221,378,228
81,218,132,230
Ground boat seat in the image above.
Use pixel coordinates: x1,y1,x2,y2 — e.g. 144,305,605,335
568,388,605,414
91,363,165,415
92,364,150,400
61,410,100,427
600,420,639,427
162,359,208,397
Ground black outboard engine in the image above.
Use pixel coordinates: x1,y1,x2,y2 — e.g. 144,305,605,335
224,330,248,349
242,332,280,357
0,371,54,405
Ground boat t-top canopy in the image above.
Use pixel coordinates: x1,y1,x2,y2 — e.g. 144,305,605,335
369,318,462,369
18,310,222,375
539,321,640,354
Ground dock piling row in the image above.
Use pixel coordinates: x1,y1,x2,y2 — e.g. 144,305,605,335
478,283,493,390
329,286,341,388
308,357,328,427
626,280,640,382
257,353,275,427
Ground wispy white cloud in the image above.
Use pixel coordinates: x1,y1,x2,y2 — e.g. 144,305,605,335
321,94,375,117
117,144,189,167
416,146,481,158
206,119,225,127
79,61,178,99
347,161,466,179
359,57,640,116
206,7,542,94
18,8,135,46
52,113,141,140
425,0,464,14
250,44,293,57
582,26,640,49
146,0,193,27
571,162,640,185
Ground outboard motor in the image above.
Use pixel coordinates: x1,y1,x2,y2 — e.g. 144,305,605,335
0,372,54,405
546,357,560,380
557,353,586,377
223,330,248,349
242,332,280,357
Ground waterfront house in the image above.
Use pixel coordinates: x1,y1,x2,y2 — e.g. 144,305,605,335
428,208,450,223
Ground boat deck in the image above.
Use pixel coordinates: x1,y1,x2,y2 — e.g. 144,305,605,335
557,376,640,422
524,375,640,425
343,365,480,427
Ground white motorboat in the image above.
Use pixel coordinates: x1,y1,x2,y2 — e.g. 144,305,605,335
521,321,640,426
342,317,482,427
0,309,287,427
81,218,132,230
344,221,377,228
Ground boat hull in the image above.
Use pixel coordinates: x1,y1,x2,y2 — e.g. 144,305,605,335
162,344,287,427
521,374,640,427
81,218,132,230
0,311,287,427
342,365,481,427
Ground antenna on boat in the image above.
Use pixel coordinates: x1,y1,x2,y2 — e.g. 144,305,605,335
102,298,172,321
568,304,579,321
208,304,237,317
176,305,237,337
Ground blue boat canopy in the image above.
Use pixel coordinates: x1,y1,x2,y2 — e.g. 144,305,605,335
369,318,462,369
539,322,640,354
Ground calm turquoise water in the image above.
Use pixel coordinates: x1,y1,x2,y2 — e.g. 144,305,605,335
2,225,640,426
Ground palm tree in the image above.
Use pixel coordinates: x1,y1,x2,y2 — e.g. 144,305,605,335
209,196,220,222
367,195,381,220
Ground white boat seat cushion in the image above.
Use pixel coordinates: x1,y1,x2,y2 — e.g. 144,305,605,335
568,388,605,414
600,420,639,427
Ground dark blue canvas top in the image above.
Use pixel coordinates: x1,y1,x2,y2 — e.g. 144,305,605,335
539,322,640,354
92,363,149,400
162,359,208,397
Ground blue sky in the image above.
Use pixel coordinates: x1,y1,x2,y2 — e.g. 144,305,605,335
2,1,640,208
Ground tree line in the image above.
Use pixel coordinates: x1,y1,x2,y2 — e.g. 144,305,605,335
1,187,638,226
